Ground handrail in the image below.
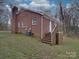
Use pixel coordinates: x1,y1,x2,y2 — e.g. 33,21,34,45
42,23,58,44
51,23,57,33
50,23,58,44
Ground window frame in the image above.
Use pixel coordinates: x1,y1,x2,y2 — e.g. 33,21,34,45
32,18,37,25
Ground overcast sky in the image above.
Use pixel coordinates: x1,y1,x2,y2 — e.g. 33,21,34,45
3,0,71,24
4,0,71,15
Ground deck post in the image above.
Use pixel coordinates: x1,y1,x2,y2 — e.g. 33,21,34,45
41,16,43,39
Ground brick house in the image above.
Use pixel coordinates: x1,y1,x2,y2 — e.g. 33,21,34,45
11,6,63,44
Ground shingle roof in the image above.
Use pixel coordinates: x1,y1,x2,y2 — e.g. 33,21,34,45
15,6,56,22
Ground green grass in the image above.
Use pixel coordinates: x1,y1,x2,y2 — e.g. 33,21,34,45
0,31,79,59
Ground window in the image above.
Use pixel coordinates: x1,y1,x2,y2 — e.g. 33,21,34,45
32,18,37,25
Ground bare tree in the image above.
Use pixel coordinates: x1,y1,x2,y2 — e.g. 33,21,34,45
57,0,79,35
0,1,9,30
56,0,66,33
67,0,79,34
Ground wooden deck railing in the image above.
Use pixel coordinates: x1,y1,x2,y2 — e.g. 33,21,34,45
51,23,58,45
42,23,58,45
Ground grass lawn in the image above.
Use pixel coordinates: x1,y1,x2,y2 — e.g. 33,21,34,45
0,31,79,59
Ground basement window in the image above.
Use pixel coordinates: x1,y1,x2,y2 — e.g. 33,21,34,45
32,18,37,25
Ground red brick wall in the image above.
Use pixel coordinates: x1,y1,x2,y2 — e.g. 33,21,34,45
31,12,41,37
12,8,51,38
43,18,50,34
16,10,42,37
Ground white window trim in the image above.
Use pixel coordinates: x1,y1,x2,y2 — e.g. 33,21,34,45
32,18,37,25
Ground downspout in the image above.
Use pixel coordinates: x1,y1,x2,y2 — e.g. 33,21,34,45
41,16,43,39
49,19,52,33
